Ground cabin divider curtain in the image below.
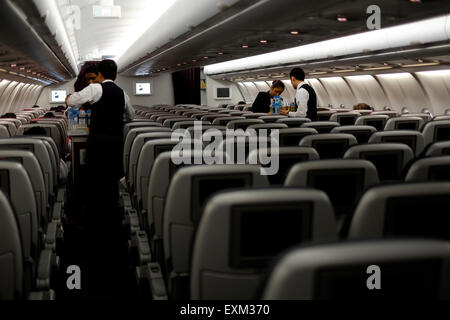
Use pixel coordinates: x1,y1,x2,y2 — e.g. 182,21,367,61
172,68,200,105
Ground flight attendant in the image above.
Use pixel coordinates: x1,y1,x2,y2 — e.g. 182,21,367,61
251,80,285,113
281,67,318,121
66,59,134,233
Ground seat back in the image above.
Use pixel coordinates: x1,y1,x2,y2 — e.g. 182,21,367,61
18,124,63,157
425,140,450,157
276,118,312,127
0,138,53,201
226,119,265,130
371,110,399,118
31,120,67,154
0,190,23,300
317,111,334,121
384,117,424,131
247,123,288,134
258,116,287,123
164,165,269,297
172,121,211,130
0,150,47,226
285,159,379,235
0,125,10,138
369,130,425,156
329,112,360,126
212,117,246,125
162,117,189,128
123,121,161,139
422,120,450,146
331,125,377,144
241,113,269,119
349,182,450,241
128,132,173,190
355,115,389,131
190,188,337,300
275,128,318,147
301,121,341,134
406,156,450,182
262,239,450,299
0,121,17,136
401,113,432,122
135,139,179,213
344,143,414,181
123,127,172,176
248,147,319,185
300,133,357,159
201,114,230,122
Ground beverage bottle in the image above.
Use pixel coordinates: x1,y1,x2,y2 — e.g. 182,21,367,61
73,108,79,128
86,110,91,126
272,96,281,114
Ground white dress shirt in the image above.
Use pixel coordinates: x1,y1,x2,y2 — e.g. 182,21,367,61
289,82,309,118
67,79,135,121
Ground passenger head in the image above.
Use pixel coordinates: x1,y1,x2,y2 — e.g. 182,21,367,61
97,59,118,82
23,126,47,136
85,64,99,84
1,113,17,119
44,112,56,118
32,105,40,109
290,67,305,89
353,103,372,111
269,80,285,98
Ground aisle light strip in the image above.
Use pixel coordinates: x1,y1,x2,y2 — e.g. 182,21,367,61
204,14,450,75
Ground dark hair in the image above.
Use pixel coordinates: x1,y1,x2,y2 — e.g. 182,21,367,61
23,126,47,136
44,112,56,118
272,80,285,89
32,105,40,108
98,59,117,80
1,113,17,119
74,61,99,92
85,64,98,75
290,68,305,81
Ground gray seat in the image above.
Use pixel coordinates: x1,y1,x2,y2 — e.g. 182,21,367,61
229,111,248,117
31,120,67,154
422,120,450,147
226,119,264,130
301,121,341,134
172,121,211,130
248,147,319,185
163,165,270,299
162,117,189,128
18,124,63,160
241,113,269,119
368,130,425,157
128,132,173,192
185,125,226,138
262,239,450,300
329,112,360,126
157,115,189,125
276,117,311,127
0,190,24,299
123,121,162,139
247,123,289,133
371,110,399,118
212,116,246,126
0,138,54,205
190,188,337,300
0,121,17,136
424,140,450,157
316,111,334,121
123,127,172,177
258,115,287,123
299,133,357,159
274,128,318,147
433,115,450,121
218,135,275,165
148,113,171,121
349,182,450,241
405,156,450,182
285,159,379,237
400,113,432,122
201,114,230,122
355,115,389,131
135,139,179,216
384,117,424,131
0,162,56,293
331,125,377,144
0,125,10,138
344,143,414,181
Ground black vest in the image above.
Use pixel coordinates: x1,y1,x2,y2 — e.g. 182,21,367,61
89,81,125,136
295,84,318,121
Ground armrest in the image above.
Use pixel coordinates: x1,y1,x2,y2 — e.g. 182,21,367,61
52,202,62,224
133,230,152,265
136,263,168,300
28,289,55,300
45,222,58,251
36,249,53,290
56,187,66,203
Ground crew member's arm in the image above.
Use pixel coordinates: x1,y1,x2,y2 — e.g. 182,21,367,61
66,84,102,107
123,92,135,121
282,87,309,117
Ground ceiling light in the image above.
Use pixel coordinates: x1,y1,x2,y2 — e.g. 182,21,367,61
20,67,24,71
309,71,328,75
333,69,355,73
337,15,347,22
402,62,440,67
417,58,424,63
242,44,248,48
192,59,197,62
363,66,393,71
10,64,16,68
290,30,299,35
218,52,224,55
260,40,268,44
177,64,181,67
409,0,421,3
204,56,209,59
